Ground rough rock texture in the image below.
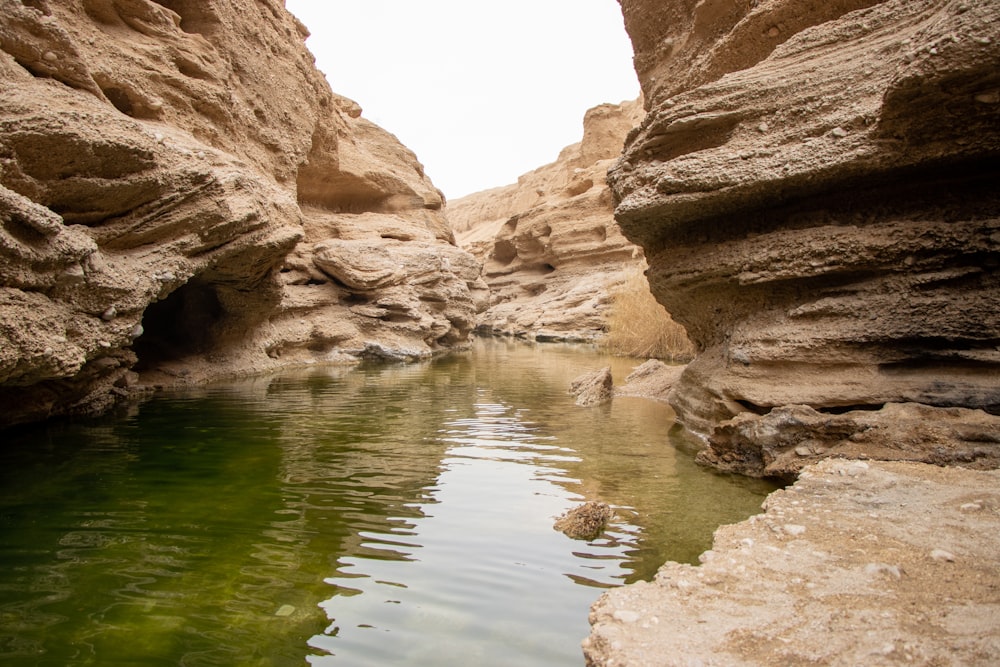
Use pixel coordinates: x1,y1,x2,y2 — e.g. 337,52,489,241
450,100,646,342
585,459,1000,666
613,358,685,402
570,366,614,407
0,0,484,427
706,401,1000,478
611,0,1000,471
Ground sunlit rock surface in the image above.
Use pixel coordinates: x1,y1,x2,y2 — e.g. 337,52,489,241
450,99,646,342
610,0,1000,473
0,0,484,427
585,459,1000,666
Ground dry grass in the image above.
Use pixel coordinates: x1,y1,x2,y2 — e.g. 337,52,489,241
603,268,695,361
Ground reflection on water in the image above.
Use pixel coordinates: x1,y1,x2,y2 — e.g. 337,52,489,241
0,339,777,666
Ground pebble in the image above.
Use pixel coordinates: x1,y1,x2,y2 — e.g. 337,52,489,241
865,563,902,579
131,324,144,339
43,51,58,62
795,445,812,457
830,127,848,138
784,524,807,537
959,502,983,512
101,306,117,321
974,92,999,104
757,122,769,133
274,604,295,617
613,610,641,624
930,549,956,562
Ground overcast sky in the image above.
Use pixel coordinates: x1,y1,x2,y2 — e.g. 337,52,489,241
284,0,639,200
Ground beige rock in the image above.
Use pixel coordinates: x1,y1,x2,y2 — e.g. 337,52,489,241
0,0,482,427
705,402,1000,478
570,367,614,407
585,459,1000,666
451,100,648,342
614,359,685,402
611,0,1000,446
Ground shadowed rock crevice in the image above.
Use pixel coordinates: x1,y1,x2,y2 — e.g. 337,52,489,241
132,280,223,370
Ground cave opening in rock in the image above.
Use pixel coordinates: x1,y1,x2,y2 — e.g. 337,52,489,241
133,280,224,370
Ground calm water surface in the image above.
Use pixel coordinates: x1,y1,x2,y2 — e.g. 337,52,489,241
0,339,776,666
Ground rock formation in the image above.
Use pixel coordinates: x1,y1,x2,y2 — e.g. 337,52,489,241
450,99,647,342
585,458,1000,666
0,0,485,428
610,0,1000,474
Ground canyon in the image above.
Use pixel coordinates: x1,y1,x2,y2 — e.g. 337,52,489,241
0,0,486,428
449,98,648,343
1,0,999,665
584,0,1000,664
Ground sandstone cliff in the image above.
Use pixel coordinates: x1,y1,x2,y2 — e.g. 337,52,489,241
611,0,1000,475
0,0,485,428
450,99,646,342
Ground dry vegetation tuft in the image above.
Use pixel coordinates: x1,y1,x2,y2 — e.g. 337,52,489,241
603,268,695,361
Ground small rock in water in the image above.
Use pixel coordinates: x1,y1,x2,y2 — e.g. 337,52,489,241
554,501,613,540
569,367,613,407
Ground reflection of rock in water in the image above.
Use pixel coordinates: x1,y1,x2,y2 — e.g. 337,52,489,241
555,501,613,541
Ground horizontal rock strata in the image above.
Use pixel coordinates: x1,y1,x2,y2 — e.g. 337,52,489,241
0,0,484,427
451,100,648,342
612,0,1000,473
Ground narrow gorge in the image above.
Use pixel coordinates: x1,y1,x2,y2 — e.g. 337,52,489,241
1,0,999,665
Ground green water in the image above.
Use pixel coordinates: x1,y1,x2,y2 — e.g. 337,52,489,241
0,339,776,666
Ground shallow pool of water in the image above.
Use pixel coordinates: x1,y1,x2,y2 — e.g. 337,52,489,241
0,339,776,666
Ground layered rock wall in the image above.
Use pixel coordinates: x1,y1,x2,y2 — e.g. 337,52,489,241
450,100,646,341
0,0,484,428
612,0,1000,475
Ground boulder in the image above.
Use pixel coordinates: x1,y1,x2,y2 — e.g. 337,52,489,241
570,367,614,407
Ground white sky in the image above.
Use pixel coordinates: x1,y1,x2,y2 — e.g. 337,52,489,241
285,0,639,200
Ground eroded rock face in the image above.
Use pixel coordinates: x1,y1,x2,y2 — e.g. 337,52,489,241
0,0,484,427
613,0,1000,471
450,100,647,341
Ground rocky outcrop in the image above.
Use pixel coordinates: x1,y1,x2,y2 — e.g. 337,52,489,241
569,366,614,407
0,0,484,428
450,99,647,342
611,0,1000,473
585,458,1000,666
